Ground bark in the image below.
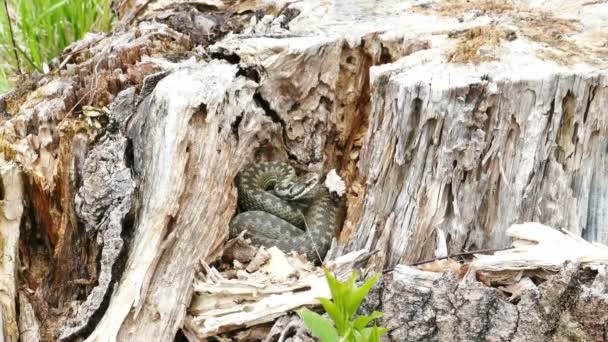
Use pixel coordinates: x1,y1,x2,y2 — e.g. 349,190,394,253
0,0,606,341
366,261,608,342
362,223,608,341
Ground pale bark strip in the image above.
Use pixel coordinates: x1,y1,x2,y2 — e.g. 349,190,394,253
0,158,23,341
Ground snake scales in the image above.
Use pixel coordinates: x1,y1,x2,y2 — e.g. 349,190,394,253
229,161,337,262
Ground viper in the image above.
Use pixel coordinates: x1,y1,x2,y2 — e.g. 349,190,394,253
229,161,337,262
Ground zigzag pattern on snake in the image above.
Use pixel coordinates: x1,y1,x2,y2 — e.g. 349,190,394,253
229,161,336,262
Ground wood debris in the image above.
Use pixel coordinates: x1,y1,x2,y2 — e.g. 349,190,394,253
471,222,608,272
183,245,371,340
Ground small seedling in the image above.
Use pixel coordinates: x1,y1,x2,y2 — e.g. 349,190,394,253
297,269,387,342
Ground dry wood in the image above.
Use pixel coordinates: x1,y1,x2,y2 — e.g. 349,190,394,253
471,222,608,273
18,293,41,342
83,61,276,342
0,159,23,341
184,248,371,340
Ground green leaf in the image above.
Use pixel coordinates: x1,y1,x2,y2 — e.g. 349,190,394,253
354,327,372,342
324,269,353,318
341,324,356,342
346,273,380,317
0,0,114,89
369,324,388,342
353,311,383,330
345,270,358,290
297,307,340,342
323,268,342,299
344,272,359,315
325,269,349,305
311,271,386,342
356,325,388,342
319,297,348,334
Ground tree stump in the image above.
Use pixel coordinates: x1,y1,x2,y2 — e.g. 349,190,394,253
0,0,606,340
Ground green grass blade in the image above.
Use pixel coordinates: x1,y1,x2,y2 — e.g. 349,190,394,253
0,0,114,90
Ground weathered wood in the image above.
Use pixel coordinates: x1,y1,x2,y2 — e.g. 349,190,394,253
18,292,41,342
0,18,193,340
84,62,278,342
356,221,608,341
336,0,608,271
471,222,608,273
194,0,608,274
0,159,23,341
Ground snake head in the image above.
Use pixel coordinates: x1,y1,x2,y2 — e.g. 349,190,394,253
274,172,320,200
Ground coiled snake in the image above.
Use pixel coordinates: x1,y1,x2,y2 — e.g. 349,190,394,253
229,161,337,262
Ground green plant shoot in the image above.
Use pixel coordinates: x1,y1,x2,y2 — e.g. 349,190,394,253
297,269,388,342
